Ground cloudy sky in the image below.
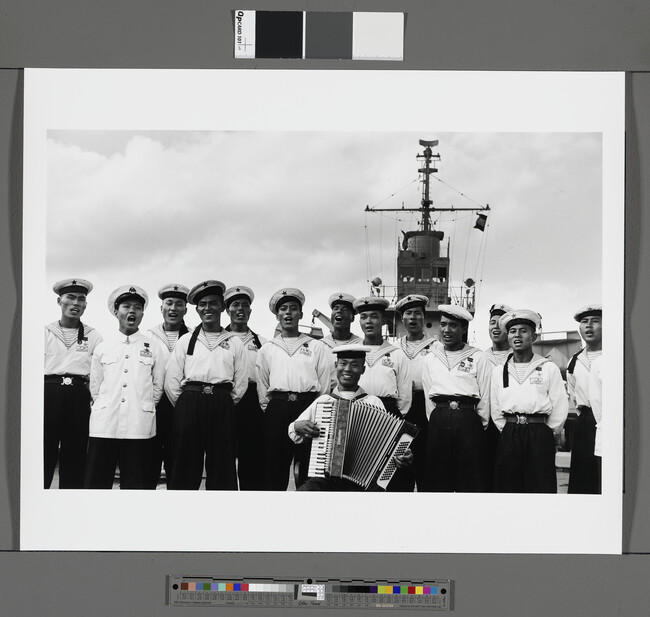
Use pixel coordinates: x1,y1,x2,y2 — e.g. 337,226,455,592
46,130,602,349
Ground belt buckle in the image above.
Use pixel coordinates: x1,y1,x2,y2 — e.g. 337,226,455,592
202,385,214,395
516,414,528,425
449,400,459,410
61,376,73,386
288,393,298,402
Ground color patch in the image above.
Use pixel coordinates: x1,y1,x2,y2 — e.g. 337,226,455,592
234,11,403,61
305,12,353,59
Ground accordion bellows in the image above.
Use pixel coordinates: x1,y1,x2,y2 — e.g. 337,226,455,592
307,398,419,490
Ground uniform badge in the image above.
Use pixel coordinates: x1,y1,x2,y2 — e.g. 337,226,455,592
381,355,394,368
140,342,152,358
76,342,89,352
458,358,473,373
220,340,231,350
247,343,257,351
529,367,543,385
299,343,312,356
421,346,431,356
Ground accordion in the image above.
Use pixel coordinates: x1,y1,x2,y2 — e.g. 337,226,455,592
307,397,419,490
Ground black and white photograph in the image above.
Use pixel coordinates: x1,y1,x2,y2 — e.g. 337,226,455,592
22,69,624,553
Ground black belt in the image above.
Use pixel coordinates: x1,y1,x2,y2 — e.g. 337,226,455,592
44,374,87,387
182,381,232,395
432,395,478,411
504,413,547,425
577,405,593,414
268,391,316,402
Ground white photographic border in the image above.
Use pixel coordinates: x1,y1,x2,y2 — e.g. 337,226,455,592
22,69,624,553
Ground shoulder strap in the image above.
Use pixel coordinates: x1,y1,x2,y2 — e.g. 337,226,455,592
77,322,85,344
187,325,202,356
179,321,189,338
567,348,584,375
502,353,514,388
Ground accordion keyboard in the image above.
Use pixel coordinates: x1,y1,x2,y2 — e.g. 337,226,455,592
307,401,336,479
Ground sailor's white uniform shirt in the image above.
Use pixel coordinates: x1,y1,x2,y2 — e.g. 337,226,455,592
421,342,491,426
288,387,384,444
44,322,103,376
147,323,193,361
490,353,569,434
567,347,602,409
89,331,165,439
588,355,603,457
482,348,511,368
229,330,268,384
321,333,363,390
357,342,412,415
164,329,247,406
397,335,435,392
255,334,331,410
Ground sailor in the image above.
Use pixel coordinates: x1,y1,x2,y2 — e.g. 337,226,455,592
394,294,435,491
490,309,569,493
353,296,412,491
255,288,330,490
567,304,602,494
164,280,247,490
482,302,514,491
85,285,165,489
421,304,491,492
320,292,362,389
147,283,191,487
223,285,267,491
44,278,103,489
288,344,413,491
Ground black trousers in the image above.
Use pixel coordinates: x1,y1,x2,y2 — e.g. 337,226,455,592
484,417,500,492
169,389,237,490
423,404,487,492
568,406,602,494
84,437,156,489
379,397,415,492
264,394,317,491
235,383,266,490
495,421,557,493
151,392,174,487
44,380,91,489
404,390,429,491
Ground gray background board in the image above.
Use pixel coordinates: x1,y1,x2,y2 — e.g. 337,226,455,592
0,1,649,614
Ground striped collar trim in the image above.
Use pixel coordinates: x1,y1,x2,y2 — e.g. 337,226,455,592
432,342,478,369
196,329,234,350
506,354,549,383
331,387,368,402
45,321,93,346
269,334,313,356
365,343,398,367
399,336,435,359
321,334,363,349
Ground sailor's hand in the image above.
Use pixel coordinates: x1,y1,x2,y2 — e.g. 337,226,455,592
294,420,320,439
394,450,414,468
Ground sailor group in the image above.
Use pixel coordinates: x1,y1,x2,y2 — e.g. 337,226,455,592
44,278,603,494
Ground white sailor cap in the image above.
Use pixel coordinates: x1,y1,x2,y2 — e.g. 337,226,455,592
108,285,148,313
499,309,541,332
395,294,428,314
329,292,356,311
187,280,226,306
53,278,93,296
489,303,513,317
438,304,473,323
269,288,305,314
574,304,602,322
353,296,390,313
224,285,255,308
158,283,190,302
332,344,374,358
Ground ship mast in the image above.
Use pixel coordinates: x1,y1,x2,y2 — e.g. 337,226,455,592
365,139,490,230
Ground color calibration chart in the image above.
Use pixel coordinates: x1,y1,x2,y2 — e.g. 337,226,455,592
168,576,451,610
234,11,404,61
